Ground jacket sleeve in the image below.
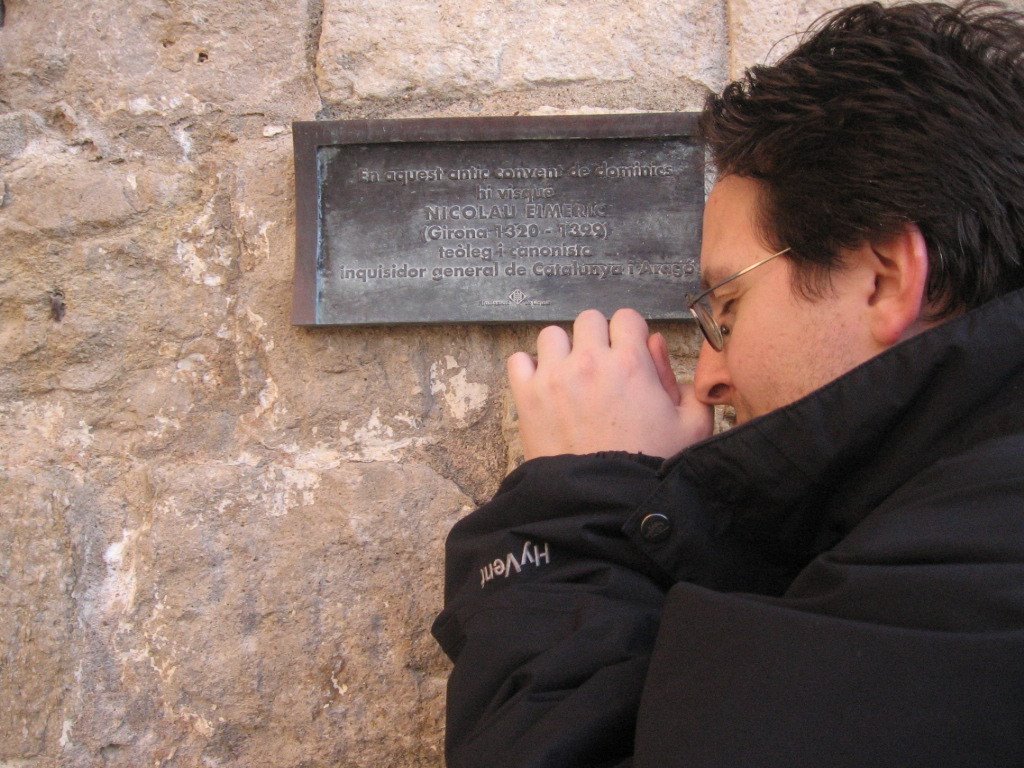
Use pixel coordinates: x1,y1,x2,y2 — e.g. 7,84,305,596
431,452,673,768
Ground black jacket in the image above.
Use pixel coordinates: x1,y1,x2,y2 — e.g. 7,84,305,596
432,287,1024,768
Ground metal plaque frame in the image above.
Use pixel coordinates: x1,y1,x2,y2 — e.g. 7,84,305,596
292,113,703,326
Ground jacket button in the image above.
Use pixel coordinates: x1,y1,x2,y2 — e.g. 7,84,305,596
640,513,672,543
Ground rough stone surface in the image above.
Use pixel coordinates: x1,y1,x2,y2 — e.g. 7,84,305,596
726,0,866,76
319,0,727,103
0,0,872,765
317,0,727,118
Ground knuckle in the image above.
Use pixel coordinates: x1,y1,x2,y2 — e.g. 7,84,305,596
571,348,600,378
615,346,646,377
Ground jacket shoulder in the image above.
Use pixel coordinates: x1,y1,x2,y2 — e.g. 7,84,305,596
785,432,1024,631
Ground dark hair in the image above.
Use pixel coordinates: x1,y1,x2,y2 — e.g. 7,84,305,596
700,1,1024,316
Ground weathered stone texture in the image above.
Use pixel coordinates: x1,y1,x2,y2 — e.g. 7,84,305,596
726,0,866,76
0,473,74,758
318,0,727,117
0,0,321,154
0,0,846,764
49,460,467,767
320,0,727,103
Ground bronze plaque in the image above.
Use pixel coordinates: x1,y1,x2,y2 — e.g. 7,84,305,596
292,114,703,325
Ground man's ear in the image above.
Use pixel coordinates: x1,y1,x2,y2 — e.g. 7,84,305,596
865,223,930,347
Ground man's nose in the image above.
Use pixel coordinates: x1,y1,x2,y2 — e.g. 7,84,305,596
694,341,732,405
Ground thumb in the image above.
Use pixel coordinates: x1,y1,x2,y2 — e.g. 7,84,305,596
647,332,682,406
676,382,714,447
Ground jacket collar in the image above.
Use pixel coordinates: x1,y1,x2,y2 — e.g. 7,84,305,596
663,286,1024,559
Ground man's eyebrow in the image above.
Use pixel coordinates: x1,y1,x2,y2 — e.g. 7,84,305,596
699,267,730,292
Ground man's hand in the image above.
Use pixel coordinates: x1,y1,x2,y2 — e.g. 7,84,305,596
507,308,714,460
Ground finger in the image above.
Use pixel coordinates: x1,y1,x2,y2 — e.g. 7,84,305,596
647,332,682,406
608,308,650,350
507,351,537,392
572,308,610,350
535,324,571,364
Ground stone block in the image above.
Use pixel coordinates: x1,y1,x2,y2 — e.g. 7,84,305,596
319,0,727,104
0,0,321,156
50,459,468,766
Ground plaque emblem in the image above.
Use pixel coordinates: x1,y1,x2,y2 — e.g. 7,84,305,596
508,289,527,305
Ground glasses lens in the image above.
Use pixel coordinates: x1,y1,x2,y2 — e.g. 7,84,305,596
689,298,723,351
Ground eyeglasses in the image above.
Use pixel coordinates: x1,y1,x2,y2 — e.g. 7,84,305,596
687,247,791,351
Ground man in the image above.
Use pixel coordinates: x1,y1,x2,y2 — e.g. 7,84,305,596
432,2,1024,766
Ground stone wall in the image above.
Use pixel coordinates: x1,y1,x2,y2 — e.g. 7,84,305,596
0,1,935,766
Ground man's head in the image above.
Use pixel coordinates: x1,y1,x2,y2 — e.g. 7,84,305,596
693,1,1024,423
